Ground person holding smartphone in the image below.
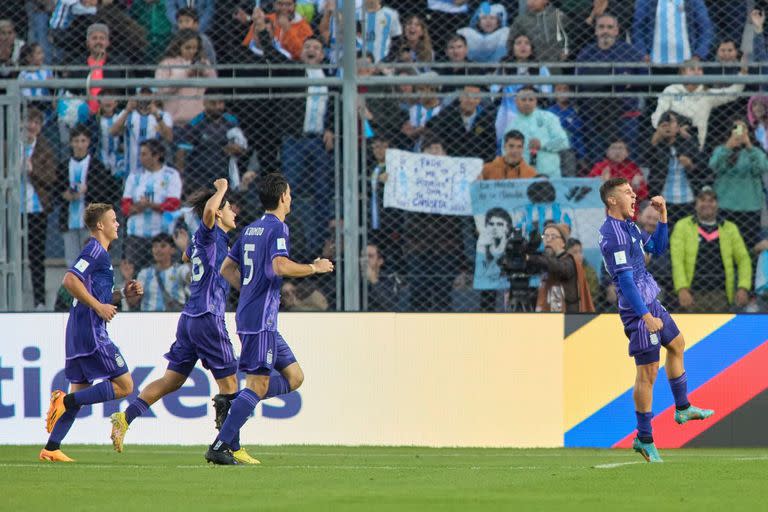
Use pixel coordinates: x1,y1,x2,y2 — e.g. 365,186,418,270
708,118,768,249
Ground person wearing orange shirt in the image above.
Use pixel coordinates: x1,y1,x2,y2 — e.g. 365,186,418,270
480,130,537,180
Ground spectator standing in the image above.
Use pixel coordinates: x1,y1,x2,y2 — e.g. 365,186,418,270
508,0,570,62
58,124,121,266
121,139,182,270
21,108,56,309
242,0,313,61
166,0,214,34
505,86,570,178
175,7,217,65
709,118,768,249
109,87,174,175
155,29,217,126
130,0,174,64
457,2,510,63
575,12,646,166
633,0,713,64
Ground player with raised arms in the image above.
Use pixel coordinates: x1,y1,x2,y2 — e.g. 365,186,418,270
109,178,260,464
41,203,143,462
599,177,714,462
205,172,334,465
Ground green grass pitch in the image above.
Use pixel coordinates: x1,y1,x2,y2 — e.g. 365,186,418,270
2,445,767,511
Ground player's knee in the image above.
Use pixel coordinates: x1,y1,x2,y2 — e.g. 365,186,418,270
113,379,134,399
637,364,658,385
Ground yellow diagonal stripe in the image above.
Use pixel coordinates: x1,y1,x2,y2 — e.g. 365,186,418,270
564,314,734,431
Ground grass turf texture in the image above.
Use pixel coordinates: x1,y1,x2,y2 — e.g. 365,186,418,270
2,446,767,511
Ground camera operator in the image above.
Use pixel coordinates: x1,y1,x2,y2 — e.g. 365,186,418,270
526,224,595,312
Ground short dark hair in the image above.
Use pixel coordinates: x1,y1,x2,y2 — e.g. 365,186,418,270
69,124,92,141
504,130,525,144
566,238,581,250
151,233,175,246
140,138,165,161
446,33,467,47
599,177,629,206
187,187,228,219
259,173,289,211
27,107,44,123
84,203,114,231
176,6,199,22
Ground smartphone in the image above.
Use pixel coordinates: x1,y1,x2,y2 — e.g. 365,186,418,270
733,124,745,137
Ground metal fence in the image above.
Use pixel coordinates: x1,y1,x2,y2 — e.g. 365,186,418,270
2,0,768,313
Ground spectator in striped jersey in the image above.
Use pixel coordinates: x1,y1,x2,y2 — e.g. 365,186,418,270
121,139,182,271
18,43,54,113
125,233,191,312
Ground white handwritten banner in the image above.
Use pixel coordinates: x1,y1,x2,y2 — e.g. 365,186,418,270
383,149,481,215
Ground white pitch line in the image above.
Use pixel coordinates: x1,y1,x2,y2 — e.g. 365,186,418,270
593,461,644,469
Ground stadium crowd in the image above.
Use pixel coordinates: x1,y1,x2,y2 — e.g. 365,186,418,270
6,0,768,313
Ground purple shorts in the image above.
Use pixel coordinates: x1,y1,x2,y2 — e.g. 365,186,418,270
238,330,297,376
619,300,681,365
65,342,129,384
164,313,238,379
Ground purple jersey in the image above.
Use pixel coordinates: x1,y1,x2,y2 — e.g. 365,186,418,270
183,223,229,317
599,217,662,312
65,238,114,359
228,214,290,334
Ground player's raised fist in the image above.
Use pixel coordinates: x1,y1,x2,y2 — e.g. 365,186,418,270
313,258,334,274
650,196,667,214
213,178,228,191
643,314,663,334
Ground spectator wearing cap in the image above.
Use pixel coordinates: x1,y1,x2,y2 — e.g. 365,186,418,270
504,86,570,178
155,29,217,125
457,2,509,63
670,186,751,312
166,0,214,34
709,118,768,249
63,23,133,114
110,87,173,175
125,232,191,312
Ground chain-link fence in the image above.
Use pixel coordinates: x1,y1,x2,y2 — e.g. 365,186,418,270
3,0,768,313
12,87,342,313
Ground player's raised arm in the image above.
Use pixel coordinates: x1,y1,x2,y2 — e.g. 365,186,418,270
645,195,669,255
203,178,229,229
63,272,117,322
272,256,334,278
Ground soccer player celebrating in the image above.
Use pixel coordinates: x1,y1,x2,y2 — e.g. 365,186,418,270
41,203,143,462
599,178,714,463
205,173,334,465
109,178,258,464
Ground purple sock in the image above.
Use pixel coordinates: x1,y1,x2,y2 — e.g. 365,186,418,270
265,374,291,399
635,411,654,442
71,380,115,407
231,432,241,452
124,398,150,425
668,372,690,410
45,405,82,450
217,388,260,447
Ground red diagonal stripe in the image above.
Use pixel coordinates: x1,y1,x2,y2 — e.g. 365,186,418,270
614,340,768,449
